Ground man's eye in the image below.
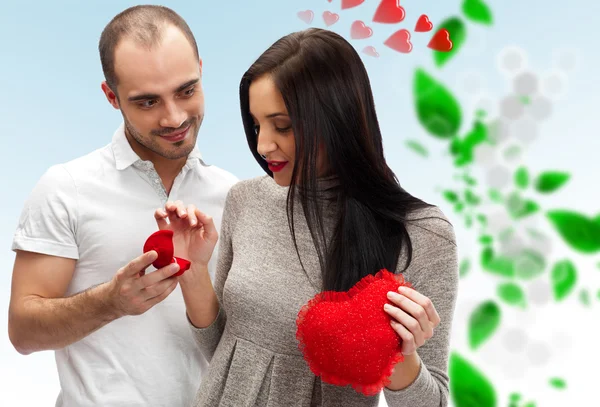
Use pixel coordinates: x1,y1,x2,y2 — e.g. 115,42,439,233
139,100,157,108
183,87,195,97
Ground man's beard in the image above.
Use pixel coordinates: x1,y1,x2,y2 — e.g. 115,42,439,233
123,114,202,160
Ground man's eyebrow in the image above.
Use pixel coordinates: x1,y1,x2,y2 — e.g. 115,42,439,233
128,78,200,102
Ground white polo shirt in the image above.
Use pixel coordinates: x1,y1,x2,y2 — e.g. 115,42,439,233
12,123,239,407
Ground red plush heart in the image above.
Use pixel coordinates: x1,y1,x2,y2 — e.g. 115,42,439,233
414,14,433,32
342,0,365,9
428,28,453,52
350,20,373,39
296,269,412,396
373,0,405,24
384,29,413,54
143,230,190,276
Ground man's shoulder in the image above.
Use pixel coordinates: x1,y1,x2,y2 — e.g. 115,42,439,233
197,161,239,187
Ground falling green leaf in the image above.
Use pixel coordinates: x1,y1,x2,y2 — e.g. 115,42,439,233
479,235,493,245
551,260,577,301
444,190,460,203
469,300,501,350
520,96,531,105
460,258,471,278
476,109,486,119
547,210,600,254
449,352,497,407
465,189,481,206
464,174,478,186
466,214,473,228
414,68,463,138
452,121,488,166
481,247,515,278
549,378,567,389
405,139,429,157
497,282,526,308
580,289,591,307
488,189,503,204
455,202,465,213
535,172,570,194
514,166,529,189
498,228,514,243
477,214,487,226
462,0,493,25
433,17,467,67
507,192,540,220
514,249,546,280
509,393,521,402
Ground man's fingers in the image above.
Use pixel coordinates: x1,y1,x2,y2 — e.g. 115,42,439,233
139,262,180,288
120,251,158,278
144,277,179,305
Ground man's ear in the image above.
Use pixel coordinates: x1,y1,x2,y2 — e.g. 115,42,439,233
101,81,120,110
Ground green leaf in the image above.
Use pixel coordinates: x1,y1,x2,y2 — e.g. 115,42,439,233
488,189,503,204
479,235,493,245
535,172,570,194
477,214,487,225
455,202,465,213
551,260,577,301
433,17,467,68
449,352,497,407
497,282,526,308
547,210,600,254
507,192,540,220
460,258,471,278
405,139,429,157
549,377,567,389
466,214,473,228
514,166,529,189
452,121,488,167
514,249,546,280
580,289,591,307
464,174,478,186
465,189,481,206
481,247,515,278
462,0,493,25
469,300,501,350
414,68,462,138
443,190,460,203
503,145,521,161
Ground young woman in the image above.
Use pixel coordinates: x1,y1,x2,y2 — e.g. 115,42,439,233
155,28,458,406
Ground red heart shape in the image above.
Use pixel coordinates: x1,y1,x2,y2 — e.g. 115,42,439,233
362,46,379,58
428,28,453,52
342,0,365,9
323,11,339,27
384,29,413,53
373,0,405,24
143,230,191,276
296,269,411,396
415,14,433,32
350,20,373,39
297,10,314,24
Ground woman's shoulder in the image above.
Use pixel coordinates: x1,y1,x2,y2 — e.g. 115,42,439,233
404,205,456,246
225,175,287,205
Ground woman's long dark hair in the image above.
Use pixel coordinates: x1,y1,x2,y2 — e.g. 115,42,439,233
240,28,433,292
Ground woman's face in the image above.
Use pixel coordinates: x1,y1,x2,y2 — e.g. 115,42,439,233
249,75,296,186
249,75,328,187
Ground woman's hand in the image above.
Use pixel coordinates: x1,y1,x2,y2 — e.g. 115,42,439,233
383,286,440,355
153,200,218,267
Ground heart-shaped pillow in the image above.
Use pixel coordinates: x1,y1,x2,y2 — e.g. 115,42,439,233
295,268,411,396
143,230,191,276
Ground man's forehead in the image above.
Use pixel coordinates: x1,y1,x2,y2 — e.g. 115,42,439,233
113,30,199,94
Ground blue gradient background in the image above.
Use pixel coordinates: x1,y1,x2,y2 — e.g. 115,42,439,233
1,1,598,406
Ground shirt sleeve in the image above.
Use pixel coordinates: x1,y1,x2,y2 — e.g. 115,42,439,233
187,183,240,361
12,164,79,259
384,208,459,407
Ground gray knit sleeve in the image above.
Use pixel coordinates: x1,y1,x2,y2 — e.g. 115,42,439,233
188,185,239,361
383,208,459,407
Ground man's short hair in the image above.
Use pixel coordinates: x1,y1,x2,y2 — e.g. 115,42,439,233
99,5,199,94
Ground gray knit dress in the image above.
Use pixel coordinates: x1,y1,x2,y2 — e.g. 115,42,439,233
188,175,458,407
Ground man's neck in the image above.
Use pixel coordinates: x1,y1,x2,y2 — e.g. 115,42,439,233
125,132,188,194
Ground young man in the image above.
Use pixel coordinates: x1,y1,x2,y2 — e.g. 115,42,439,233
8,5,237,406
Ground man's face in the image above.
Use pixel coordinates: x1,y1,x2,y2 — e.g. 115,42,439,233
106,25,204,161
